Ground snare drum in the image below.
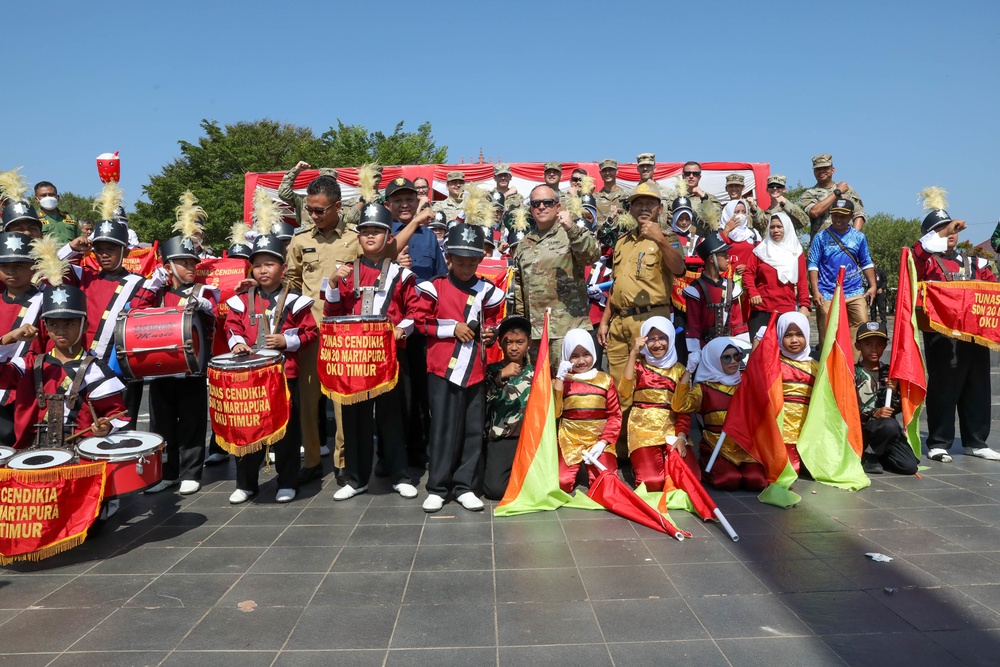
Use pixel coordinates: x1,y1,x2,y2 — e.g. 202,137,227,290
76,432,165,498
114,307,209,379
208,348,283,373
207,349,289,454
0,445,15,467
6,448,74,470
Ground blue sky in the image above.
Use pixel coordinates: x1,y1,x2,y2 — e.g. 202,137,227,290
4,1,999,240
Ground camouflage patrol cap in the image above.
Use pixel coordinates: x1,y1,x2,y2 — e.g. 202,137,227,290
318,168,339,179
628,180,662,203
811,154,833,168
830,199,855,215
446,171,465,183
636,153,655,166
494,163,512,176
598,158,618,171
767,174,787,187
725,174,745,186
543,162,562,173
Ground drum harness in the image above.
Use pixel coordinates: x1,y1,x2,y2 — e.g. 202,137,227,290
352,258,392,317
247,284,291,349
934,255,973,282
33,354,95,450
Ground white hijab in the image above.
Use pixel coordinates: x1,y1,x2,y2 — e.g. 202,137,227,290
671,208,694,235
694,337,743,386
777,311,812,361
560,328,598,380
721,199,760,244
639,316,678,369
752,212,802,284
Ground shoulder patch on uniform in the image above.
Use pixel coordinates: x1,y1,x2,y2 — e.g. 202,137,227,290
293,226,310,235
416,281,438,299
226,295,246,312
682,285,700,299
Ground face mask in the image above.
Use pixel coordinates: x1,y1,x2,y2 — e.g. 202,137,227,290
734,213,747,225
38,196,59,210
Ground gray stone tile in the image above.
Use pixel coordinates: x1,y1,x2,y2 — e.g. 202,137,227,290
386,647,497,666
906,553,1000,586
347,523,423,546
492,519,567,543
48,651,170,667
412,543,493,571
330,545,416,572
272,524,354,547
822,631,965,667
390,602,495,648
934,524,1000,551
667,561,768,596
869,586,1000,631
404,569,495,606
779,590,915,635
593,598,708,641
35,574,157,608
248,546,338,574
568,539,653,567
86,546,193,574
0,655,58,666
293,506,366,525
494,540,572,569
957,584,1000,613
180,606,303,650
311,571,408,607
753,559,855,593
357,505,427,525
273,650,386,667
926,628,1000,667
226,506,307,526
790,530,884,560
608,640,729,666
561,517,640,541
578,565,679,600
888,506,988,528
0,574,75,609
716,636,845,666
500,644,611,666
910,487,995,506
219,573,324,607
824,555,943,589
161,651,279,667
419,520,493,545
167,547,266,574
767,508,847,534
861,489,935,509
687,593,811,638
862,527,969,556
641,534,737,565
125,573,240,608
496,601,599,646
831,508,913,530
198,524,285,548
0,608,115,652
950,504,1000,524
72,606,209,650
287,605,396,649
495,568,587,603
129,525,220,548
725,532,816,561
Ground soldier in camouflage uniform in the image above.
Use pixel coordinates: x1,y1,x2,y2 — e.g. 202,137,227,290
763,174,809,231
512,184,600,369
433,171,466,222
595,158,629,226
725,173,768,235
800,154,866,238
340,165,383,231
542,162,569,205
666,161,723,236
277,161,339,228
492,163,524,213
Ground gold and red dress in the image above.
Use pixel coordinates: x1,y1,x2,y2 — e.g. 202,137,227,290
780,357,818,473
555,371,621,492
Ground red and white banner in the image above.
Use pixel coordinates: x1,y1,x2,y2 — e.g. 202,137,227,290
919,281,1000,351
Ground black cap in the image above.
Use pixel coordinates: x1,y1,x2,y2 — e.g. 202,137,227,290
429,211,448,230
160,235,200,262
830,199,855,215
91,218,130,247
0,232,33,263
445,223,485,257
41,284,87,319
506,227,526,246
384,177,417,200
490,190,505,209
695,233,730,262
921,209,953,235
672,196,696,216
228,241,252,260
249,233,286,262
497,315,531,341
2,200,41,232
856,320,888,342
580,193,597,210
271,220,295,242
357,202,394,231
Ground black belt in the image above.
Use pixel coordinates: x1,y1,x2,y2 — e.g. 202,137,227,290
616,303,669,318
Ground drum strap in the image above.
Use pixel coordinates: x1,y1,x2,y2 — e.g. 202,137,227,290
34,354,95,447
248,284,292,345
934,254,972,281
353,258,392,316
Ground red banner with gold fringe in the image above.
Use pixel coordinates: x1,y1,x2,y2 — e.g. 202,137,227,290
0,462,106,565
919,281,1000,351
318,318,398,404
208,361,291,454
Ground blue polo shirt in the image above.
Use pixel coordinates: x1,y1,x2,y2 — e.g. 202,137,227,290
392,220,447,282
807,226,874,299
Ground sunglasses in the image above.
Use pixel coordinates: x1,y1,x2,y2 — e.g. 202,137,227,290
529,199,558,209
571,177,583,183
720,352,743,363
767,183,784,189
305,203,336,216
682,171,701,177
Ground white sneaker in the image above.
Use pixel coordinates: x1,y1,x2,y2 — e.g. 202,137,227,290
928,448,953,463
393,483,418,499
333,484,366,501
268,451,276,464
422,494,445,513
229,489,254,505
275,488,296,503
144,479,178,494
965,447,1000,461
456,492,484,512
299,446,305,458
179,480,201,495
320,445,331,457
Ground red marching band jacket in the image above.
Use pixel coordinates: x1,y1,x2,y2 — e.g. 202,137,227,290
224,287,318,379
0,289,44,405
683,276,748,344
415,274,505,387
65,265,146,363
323,259,420,341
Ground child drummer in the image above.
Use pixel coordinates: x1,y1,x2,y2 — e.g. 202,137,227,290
131,192,218,496
224,233,317,504
324,201,421,501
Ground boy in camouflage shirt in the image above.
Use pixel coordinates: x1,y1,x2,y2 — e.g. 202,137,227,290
482,317,534,499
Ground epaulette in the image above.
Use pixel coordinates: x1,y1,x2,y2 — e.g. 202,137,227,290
293,225,312,236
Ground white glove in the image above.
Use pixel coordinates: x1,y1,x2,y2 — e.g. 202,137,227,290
586,285,603,299
587,441,608,460
191,296,215,315
556,360,573,380
146,266,169,291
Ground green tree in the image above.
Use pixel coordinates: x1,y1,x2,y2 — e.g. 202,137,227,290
320,121,447,167
51,192,99,222
861,213,923,288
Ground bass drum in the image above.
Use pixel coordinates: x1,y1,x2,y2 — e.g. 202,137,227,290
76,432,165,498
115,307,209,379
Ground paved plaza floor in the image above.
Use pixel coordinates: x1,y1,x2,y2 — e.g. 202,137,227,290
4,444,1000,667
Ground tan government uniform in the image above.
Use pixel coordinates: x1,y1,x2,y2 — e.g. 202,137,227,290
286,221,361,470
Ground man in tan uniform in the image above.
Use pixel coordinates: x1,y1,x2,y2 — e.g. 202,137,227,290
277,161,338,227
433,171,466,222
763,174,809,230
595,158,629,225
800,153,866,237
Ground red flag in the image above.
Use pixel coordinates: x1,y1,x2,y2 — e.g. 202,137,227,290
889,247,926,459
662,448,717,521
588,468,691,539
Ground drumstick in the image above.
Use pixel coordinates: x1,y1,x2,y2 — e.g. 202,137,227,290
64,410,130,443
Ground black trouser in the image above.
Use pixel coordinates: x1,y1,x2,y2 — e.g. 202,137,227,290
342,383,408,488
870,292,887,324
863,417,919,475
122,380,143,432
401,334,431,465
588,329,605,371
0,403,14,447
235,379,301,492
150,375,208,482
482,437,518,500
426,374,484,498
924,331,991,451
748,310,773,342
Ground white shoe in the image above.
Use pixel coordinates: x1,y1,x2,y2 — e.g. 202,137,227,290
320,445,331,457
268,451,276,464
456,492,484,512
333,484,366,501
229,489,254,505
179,480,201,495
144,479,178,494
393,483,418,499
422,494,445,513
965,447,1000,461
275,488,296,503
928,448,953,463
300,446,305,458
